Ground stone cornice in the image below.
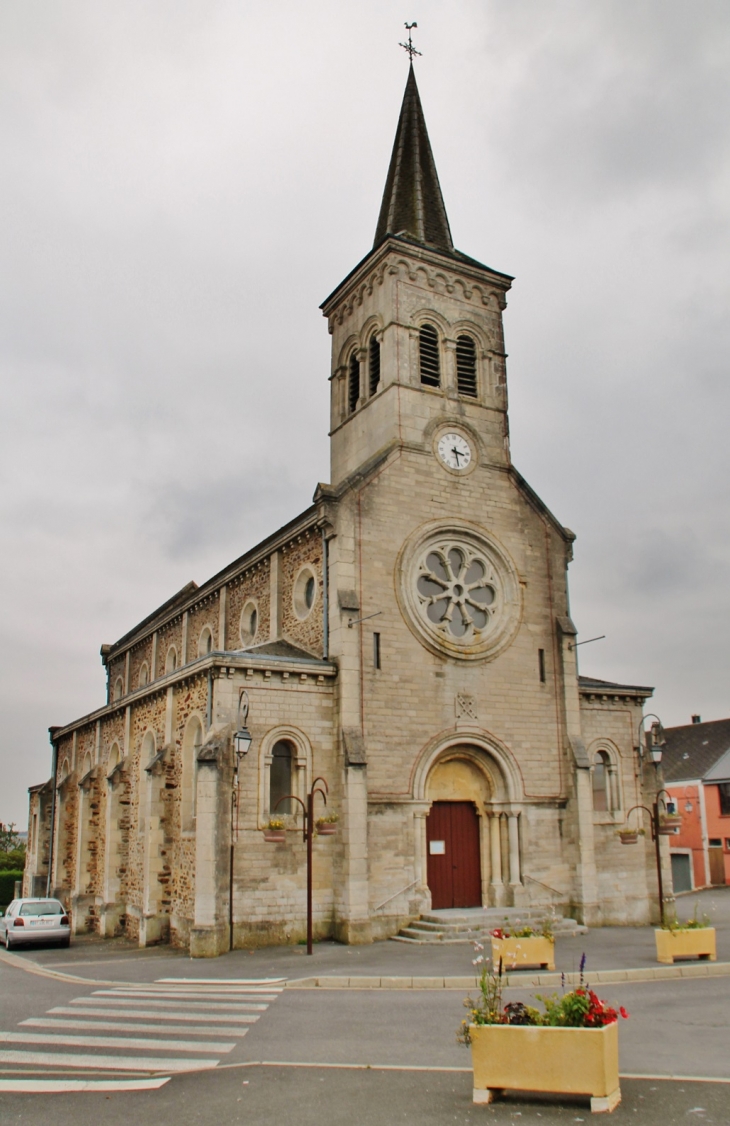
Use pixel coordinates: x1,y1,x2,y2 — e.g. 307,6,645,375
51,651,337,742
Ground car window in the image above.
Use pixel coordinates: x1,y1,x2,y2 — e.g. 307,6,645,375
19,901,64,917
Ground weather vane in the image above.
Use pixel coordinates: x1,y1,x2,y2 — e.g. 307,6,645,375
399,22,421,62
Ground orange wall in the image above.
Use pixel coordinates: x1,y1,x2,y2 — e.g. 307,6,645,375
703,783,730,883
666,783,706,888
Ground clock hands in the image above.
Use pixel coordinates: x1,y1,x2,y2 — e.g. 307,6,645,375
451,446,463,466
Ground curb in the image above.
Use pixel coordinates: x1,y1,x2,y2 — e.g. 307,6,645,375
286,961,730,989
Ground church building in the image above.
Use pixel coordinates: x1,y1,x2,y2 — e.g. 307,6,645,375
25,65,666,955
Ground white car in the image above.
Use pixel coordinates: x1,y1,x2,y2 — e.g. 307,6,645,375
0,898,71,949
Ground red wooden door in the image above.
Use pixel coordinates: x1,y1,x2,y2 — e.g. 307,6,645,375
426,801,482,909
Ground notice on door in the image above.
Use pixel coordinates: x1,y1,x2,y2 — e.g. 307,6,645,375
429,840,445,855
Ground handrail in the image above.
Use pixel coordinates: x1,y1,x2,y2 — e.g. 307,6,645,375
523,874,563,900
374,880,419,912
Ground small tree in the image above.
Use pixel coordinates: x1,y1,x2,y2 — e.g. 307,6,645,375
0,823,24,854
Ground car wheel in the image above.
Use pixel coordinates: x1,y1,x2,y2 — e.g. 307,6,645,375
60,936,71,948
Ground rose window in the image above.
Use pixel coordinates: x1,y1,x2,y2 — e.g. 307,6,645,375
416,543,499,642
397,523,521,661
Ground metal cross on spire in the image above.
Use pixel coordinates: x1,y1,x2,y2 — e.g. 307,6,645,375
399,22,421,62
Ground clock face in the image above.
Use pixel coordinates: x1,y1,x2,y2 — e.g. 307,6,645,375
437,432,472,471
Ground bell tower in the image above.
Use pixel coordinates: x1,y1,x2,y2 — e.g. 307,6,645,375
321,64,514,489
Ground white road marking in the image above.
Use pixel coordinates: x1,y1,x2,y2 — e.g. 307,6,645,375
97,987,282,998
0,1077,171,1092
0,1030,234,1053
52,1004,260,1022
154,976,285,982
0,1050,218,1071
70,997,267,1012
22,1018,250,1037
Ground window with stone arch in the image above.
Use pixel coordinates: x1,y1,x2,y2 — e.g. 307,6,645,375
165,646,178,674
347,351,360,415
138,730,156,834
419,323,441,387
592,748,619,812
113,677,124,702
270,740,294,815
138,662,149,689
181,715,203,832
456,334,478,397
197,626,213,657
368,333,381,397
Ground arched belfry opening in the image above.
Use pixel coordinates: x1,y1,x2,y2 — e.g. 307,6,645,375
424,746,521,909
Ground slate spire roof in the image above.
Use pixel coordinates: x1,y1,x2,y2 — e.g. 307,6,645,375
374,64,454,255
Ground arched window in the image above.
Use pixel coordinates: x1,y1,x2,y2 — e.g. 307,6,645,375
107,742,121,776
368,335,381,396
270,740,293,815
592,750,611,811
198,627,213,657
456,334,478,397
113,677,124,702
182,716,203,831
165,646,177,674
348,352,360,414
419,324,440,387
138,662,149,689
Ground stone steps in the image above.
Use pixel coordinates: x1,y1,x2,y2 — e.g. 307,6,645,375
391,909,588,944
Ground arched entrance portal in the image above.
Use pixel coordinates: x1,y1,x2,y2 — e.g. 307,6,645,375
424,747,516,909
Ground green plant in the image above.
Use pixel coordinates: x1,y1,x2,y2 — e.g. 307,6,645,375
316,814,339,826
0,871,24,906
266,818,285,831
0,823,24,854
457,947,628,1044
490,914,554,941
662,902,711,932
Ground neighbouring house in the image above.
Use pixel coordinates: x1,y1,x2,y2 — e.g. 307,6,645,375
663,717,730,892
24,64,666,955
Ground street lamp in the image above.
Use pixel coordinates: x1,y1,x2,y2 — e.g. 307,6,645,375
234,690,252,760
271,776,333,955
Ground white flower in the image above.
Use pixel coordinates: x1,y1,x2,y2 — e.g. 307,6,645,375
472,956,484,965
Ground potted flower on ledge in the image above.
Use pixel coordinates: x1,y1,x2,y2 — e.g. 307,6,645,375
655,905,716,964
459,950,627,1114
490,918,555,971
262,818,286,843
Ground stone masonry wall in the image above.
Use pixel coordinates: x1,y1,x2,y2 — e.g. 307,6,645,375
226,560,270,650
280,530,324,656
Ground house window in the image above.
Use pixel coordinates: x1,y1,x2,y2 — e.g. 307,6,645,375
270,741,293,815
348,352,360,414
456,334,478,397
592,750,610,812
719,783,730,816
419,324,440,387
368,336,381,396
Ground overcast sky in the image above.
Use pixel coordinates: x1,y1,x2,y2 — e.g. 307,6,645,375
1,1,729,826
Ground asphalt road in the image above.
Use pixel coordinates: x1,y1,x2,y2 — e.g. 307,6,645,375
1,946,729,1124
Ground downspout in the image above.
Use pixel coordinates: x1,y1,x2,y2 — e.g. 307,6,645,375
46,736,58,898
322,527,329,660
206,669,213,731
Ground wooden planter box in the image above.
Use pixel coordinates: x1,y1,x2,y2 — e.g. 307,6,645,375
491,935,556,970
470,1021,620,1114
655,927,716,964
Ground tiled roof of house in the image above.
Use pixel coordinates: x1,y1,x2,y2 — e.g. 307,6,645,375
661,718,730,783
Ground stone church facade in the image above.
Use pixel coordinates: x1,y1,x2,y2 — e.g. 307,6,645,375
25,66,666,955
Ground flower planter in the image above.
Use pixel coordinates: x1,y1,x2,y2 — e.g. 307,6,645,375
655,927,716,965
316,824,337,836
491,935,556,971
617,831,639,845
657,815,682,835
263,830,286,843
470,1021,620,1114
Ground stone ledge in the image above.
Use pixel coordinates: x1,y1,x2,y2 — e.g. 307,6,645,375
286,962,730,990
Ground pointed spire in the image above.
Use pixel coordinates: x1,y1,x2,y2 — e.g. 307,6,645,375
374,65,454,255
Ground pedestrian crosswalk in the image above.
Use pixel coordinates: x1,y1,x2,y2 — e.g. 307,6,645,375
0,976,285,1093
